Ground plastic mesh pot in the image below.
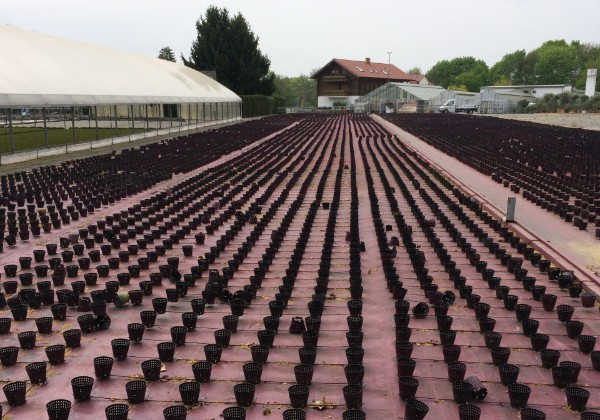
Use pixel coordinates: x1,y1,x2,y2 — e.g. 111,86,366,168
398,376,419,401
170,325,186,346
222,406,246,420
395,341,414,359
157,341,176,362
204,344,223,364
473,302,491,319
530,333,549,352
141,359,161,381
111,338,130,360
556,304,575,322
519,407,546,420
251,345,269,364
71,376,94,402
404,398,429,420
436,315,453,330
458,404,481,420
452,380,474,404
140,310,157,328
299,346,317,365
542,294,557,311
263,315,280,332
214,328,231,347
179,381,201,405
578,335,596,354
343,384,363,409
591,351,600,371
26,361,47,384
0,346,19,367
566,386,590,411
77,314,95,333
560,361,581,383
541,349,560,369
344,364,364,385
347,299,363,316
514,304,532,322
234,382,255,407
552,366,573,388
257,329,275,348
346,347,364,365
3,381,26,407
443,344,461,363
346,331,364,348
126,380,147,404
283,408,307,420
152,297,168,314
105,403,129,420
440,329,457,346
0,318,12,334
192,361,213,382
499,363,520,386
126,323,145,342
63,329,82,348
581,412,600,420
342,409,366,420
491,347,511,366
447,361,467,382
223,315,239,333
50,303,67,321
269,300,285,317
11,304,28,321
302,330,319,348
478,317,496,333
288,384,310,408
396,327,412,342
347,315,363,332
397,357,416,377
508,383,531,408
566,320,585,339
45,344,66,365
18,331,36,350
46,399,71,420
35,316,53,334
294,364,314,386
94,356,114,379
242,362,263,384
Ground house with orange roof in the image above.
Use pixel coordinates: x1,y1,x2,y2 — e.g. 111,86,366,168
311,58,419,108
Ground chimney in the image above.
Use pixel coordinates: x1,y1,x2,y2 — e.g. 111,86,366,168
365,57,371,65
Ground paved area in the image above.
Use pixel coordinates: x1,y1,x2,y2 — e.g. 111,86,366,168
375,115,600,288
485,113,600,131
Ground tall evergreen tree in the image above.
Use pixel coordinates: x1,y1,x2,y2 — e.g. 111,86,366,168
182,6,275,95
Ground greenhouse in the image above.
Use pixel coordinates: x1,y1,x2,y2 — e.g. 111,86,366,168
0,25,241,163
355,82,445,113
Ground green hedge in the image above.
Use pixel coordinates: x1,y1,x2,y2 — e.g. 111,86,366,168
241,95,285,117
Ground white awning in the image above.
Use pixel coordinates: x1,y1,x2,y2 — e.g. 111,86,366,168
0,25,241,107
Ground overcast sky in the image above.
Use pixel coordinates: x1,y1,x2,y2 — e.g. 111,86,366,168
4,0,600,76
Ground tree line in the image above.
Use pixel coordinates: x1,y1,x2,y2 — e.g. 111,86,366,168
427,40,600,92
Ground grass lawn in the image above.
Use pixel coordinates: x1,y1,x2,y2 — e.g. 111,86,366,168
0,126,150,154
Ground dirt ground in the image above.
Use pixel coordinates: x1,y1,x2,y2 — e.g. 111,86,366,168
485,112,600,131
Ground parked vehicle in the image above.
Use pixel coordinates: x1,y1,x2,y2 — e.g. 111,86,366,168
439,99,478,114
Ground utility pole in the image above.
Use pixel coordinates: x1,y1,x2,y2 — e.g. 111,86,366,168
387,51,392,85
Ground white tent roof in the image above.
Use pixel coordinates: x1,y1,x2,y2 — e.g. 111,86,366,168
0,25,241,107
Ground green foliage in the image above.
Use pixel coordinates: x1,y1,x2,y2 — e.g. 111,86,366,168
183,6,275,95
490,50,533,85
273,75,317,108
530,92,600,113
533,40,580,84
447,84,468,92
0,127,148,154
241,95,283,117
158,46,176,62
407,67,422,75
426,57,490,91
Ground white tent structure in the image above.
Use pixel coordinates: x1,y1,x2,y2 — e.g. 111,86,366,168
0,24,242,158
